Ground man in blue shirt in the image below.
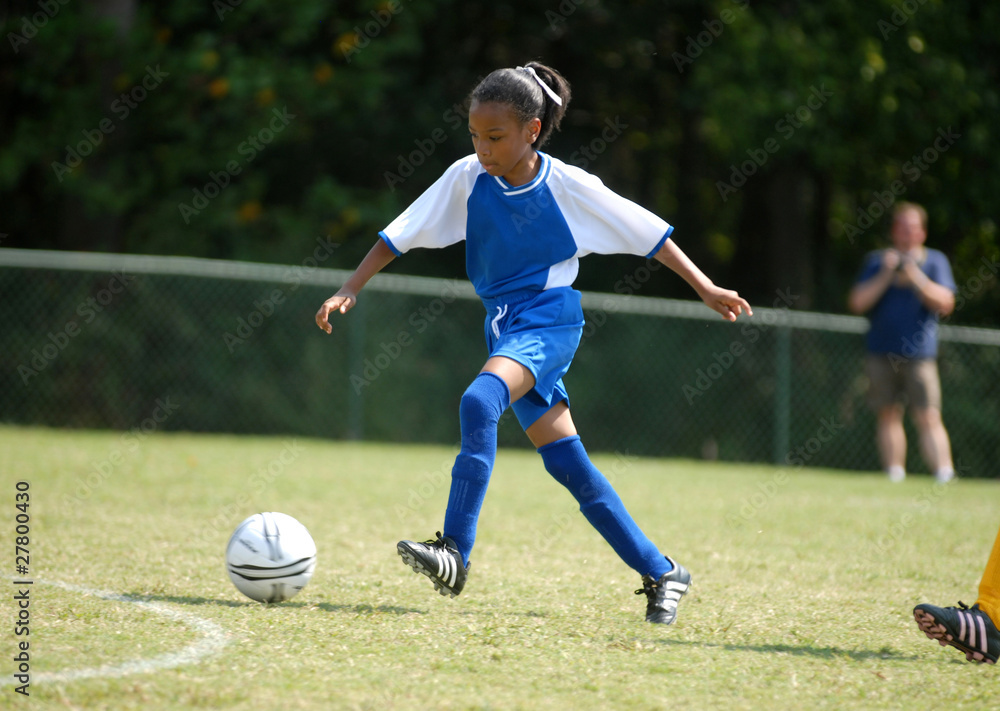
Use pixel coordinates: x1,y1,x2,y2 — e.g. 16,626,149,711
848,202,957,483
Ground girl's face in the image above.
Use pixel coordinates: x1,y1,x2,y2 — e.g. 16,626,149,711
468,101,543,186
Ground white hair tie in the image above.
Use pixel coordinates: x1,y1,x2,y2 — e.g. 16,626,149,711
517,66,563,106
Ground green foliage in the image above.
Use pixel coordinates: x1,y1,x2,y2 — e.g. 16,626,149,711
1,0,997,322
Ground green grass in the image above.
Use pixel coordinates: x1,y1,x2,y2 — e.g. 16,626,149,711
3,424,997,710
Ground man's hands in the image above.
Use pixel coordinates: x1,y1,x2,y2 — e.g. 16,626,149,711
314,290,357,334
884,249,926,290
881,248,903,272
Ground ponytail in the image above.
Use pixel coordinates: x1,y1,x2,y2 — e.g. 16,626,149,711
469,62,571,148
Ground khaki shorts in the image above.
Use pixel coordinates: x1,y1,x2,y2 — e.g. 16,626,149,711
865,355,942,411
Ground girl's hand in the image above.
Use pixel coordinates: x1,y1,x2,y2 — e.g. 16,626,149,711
701,286,753,322
315,291,357,334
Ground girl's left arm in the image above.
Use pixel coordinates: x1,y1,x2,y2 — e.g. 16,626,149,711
653,239,753,322
315,238,397,334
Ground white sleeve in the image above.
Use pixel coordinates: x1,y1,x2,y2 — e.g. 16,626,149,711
551,163,673,258
379,156,480,255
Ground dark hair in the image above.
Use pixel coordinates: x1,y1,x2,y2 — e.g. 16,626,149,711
469,61,571,148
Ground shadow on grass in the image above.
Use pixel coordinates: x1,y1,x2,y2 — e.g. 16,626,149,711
455,609,549,618
123,593,425,616
647,637,918,662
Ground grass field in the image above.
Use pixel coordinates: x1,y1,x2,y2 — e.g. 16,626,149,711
3,424,997,710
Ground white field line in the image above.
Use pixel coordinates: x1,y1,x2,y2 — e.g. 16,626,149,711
6,578,229,684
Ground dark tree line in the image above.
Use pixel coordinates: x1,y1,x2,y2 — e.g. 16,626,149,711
2,0,998,324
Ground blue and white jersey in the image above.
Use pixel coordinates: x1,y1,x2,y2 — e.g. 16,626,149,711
379,153,673,299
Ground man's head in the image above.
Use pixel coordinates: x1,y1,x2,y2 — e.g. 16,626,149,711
891,202,928,254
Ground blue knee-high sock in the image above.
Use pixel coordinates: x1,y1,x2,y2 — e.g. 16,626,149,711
539,435,671,579
442,372,510,567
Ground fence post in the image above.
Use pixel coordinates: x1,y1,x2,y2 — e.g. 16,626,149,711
774,324,791,464
347,299,365,440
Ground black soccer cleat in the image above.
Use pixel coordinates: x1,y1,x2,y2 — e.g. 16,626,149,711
913,601,999,664
397,532,469,598
635,556,692,625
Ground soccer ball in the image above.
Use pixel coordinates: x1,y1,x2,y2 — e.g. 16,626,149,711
225,512,317,603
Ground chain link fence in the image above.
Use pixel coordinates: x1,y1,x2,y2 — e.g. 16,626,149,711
2,248,997,477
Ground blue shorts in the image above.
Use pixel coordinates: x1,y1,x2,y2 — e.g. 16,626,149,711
480,287,584,429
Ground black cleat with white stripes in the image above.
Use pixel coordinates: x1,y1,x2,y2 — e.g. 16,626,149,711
635,555,692,625
913,601,999,664
397,532,469,598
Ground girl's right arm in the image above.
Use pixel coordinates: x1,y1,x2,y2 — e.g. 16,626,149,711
315,238,397,334
653,239,752,322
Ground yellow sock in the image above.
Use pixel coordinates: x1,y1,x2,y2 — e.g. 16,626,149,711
975,523,1000,624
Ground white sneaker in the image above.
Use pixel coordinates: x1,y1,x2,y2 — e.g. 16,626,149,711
887,466,906,483
935,468,955,484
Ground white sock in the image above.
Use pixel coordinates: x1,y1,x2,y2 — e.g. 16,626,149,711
887,465,906,481
935,467,955,482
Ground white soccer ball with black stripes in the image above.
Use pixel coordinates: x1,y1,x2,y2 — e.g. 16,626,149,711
225,512,317,603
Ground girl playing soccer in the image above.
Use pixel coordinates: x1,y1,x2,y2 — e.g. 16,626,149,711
315,62,752,624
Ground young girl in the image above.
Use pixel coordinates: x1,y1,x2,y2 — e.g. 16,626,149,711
315,61,752,625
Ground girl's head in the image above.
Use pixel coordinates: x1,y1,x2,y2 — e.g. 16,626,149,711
467,62,571,181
